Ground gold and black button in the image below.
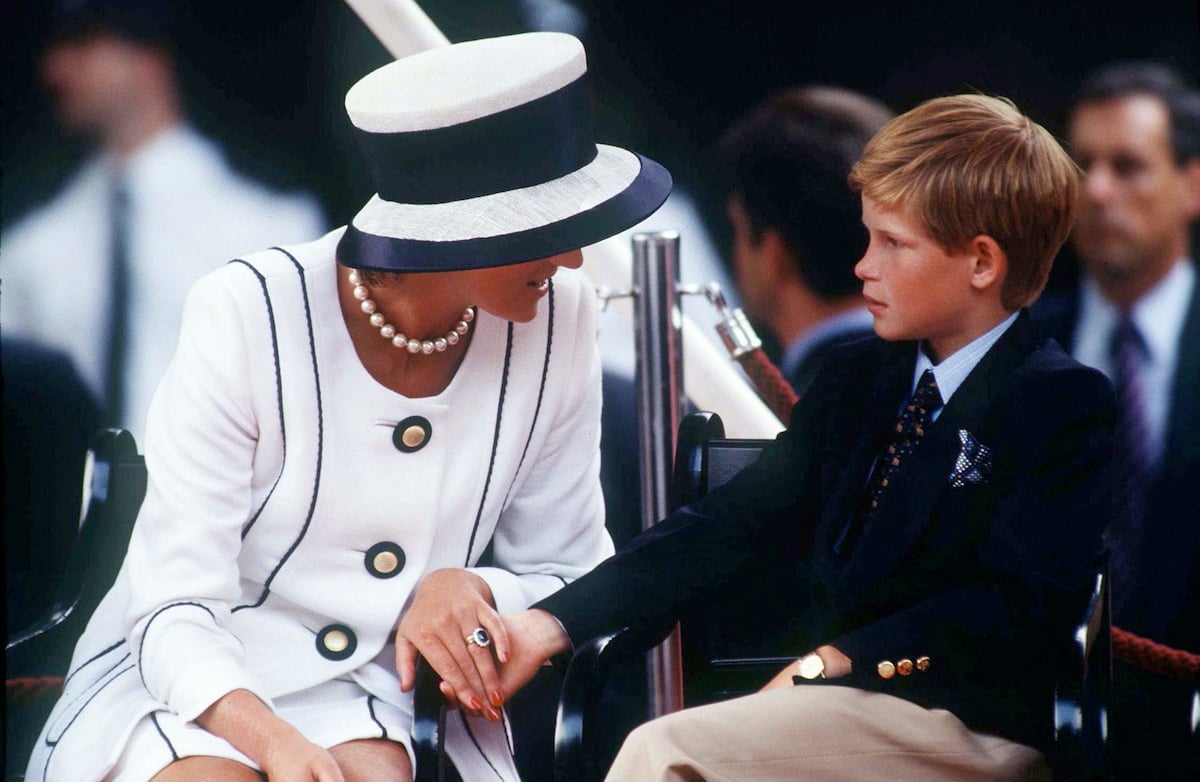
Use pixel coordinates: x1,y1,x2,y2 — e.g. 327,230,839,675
897,658,914,676
316,624,357,661
365,542,406,579
877,660,896,679
916,655,931,672
393,416,432,452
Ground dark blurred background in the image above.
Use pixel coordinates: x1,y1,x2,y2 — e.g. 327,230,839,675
4,0,1197,291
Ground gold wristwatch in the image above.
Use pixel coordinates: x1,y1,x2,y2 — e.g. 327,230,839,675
797,651,826,680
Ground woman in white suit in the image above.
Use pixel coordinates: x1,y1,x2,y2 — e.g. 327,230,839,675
27,32,671,782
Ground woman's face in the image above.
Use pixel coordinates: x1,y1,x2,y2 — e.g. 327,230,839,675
458,249,584,322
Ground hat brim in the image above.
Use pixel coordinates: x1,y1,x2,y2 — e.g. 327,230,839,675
337,146,672,272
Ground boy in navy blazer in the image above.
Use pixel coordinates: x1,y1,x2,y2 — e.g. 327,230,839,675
455,94,1116,780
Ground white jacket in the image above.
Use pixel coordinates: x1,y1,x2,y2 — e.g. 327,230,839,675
28,228,613,781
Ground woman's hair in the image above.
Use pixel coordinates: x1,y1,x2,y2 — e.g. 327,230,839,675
848,94,1079,310
358,269,402,287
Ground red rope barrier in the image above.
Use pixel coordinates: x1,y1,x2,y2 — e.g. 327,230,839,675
6,676,64,706
735,348,800,423
732,345,1200,684
1113,628,1200,683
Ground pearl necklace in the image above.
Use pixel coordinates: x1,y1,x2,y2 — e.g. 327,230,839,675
348,269,475,355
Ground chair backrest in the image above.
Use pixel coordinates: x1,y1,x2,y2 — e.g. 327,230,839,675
5,429,146,782
6,428,146,675
671,411,795,706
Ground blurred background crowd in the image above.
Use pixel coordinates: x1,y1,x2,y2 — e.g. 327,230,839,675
5,0,1197,285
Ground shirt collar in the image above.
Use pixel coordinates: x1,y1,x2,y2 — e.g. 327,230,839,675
103,124,220,193
1078,258,1195,368
780,306,875,378
913,310,1020,403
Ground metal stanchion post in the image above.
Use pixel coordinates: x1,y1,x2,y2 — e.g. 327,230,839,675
631,230,686,718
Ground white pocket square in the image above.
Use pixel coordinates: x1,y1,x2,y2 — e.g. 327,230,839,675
949,429,993,487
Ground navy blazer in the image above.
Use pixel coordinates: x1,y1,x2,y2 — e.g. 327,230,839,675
785,323,877,397
1032,274,1200,656
538,311,1116,751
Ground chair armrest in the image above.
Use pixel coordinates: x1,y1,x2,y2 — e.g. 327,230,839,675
412,655,452,782
5,609,74,656
1052,567,1111,780
555,619,675,782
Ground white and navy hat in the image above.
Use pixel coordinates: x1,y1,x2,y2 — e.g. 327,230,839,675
337,31,673,272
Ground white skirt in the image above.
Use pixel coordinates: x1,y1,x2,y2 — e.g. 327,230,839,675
104,676,518,782
105,677,412,781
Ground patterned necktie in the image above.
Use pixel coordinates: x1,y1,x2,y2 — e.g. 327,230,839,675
1105,313,1151,615
103,177,131,426
838,369,944,554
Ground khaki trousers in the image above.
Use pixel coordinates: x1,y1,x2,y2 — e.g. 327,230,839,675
604,685,1050,782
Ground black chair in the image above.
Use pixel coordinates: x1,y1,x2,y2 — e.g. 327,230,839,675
1052,563,1113,781
553,410,1113,782
411,656,461,782
6,429,145,671
5,429,145,782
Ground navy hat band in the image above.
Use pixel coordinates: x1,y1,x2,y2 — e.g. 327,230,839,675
338,153,672,272
353,74,597,205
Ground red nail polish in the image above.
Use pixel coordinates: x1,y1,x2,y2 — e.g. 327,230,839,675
469,696,483,711
491,690,503,707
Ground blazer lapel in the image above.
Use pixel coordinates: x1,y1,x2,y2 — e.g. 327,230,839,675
814,343,916,567
835,312,1037,595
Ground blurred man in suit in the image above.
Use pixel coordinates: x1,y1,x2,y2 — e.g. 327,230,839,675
1,0,326,668
717,86,893,394
1,0,326,439
1034,60,1200,781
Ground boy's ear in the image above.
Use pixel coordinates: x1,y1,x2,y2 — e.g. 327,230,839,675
967,235,1006,292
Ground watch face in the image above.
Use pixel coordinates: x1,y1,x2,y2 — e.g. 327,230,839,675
798,653,825,680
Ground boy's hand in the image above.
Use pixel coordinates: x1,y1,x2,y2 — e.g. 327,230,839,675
760,644,853,691
495,609,573,698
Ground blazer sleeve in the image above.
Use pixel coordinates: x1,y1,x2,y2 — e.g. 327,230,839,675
467,271,616,616
828,363,1116,685
122,268,272,722
534,376,825,646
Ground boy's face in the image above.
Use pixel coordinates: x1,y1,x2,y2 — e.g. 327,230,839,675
855,196,982,361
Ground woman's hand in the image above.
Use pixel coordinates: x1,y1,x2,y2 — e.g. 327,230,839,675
196,688,345,781
259,731,345,782
394,568,509,720
760,644,853,691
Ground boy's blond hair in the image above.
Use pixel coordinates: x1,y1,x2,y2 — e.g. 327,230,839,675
848,94,1078,310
